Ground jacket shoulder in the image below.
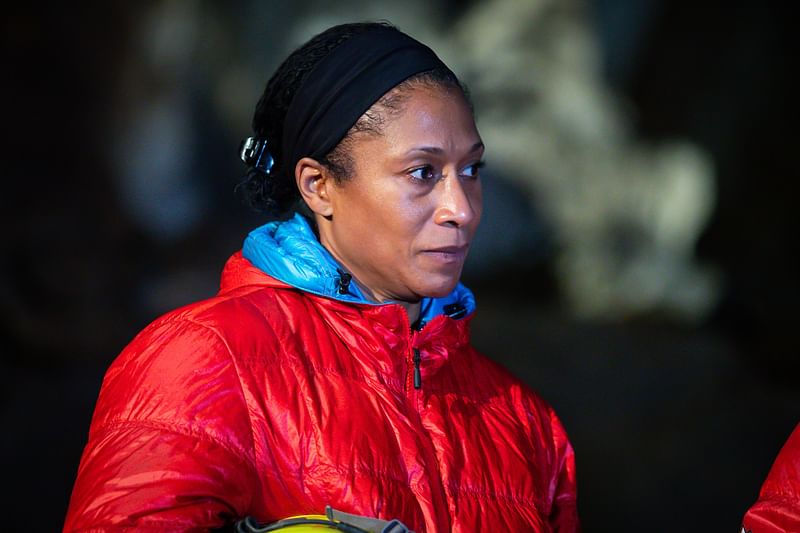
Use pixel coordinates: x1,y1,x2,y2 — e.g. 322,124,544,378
126,281,298,360
66,291,275,530
89,288,288,450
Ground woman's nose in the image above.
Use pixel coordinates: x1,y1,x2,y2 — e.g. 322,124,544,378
433,175,480,227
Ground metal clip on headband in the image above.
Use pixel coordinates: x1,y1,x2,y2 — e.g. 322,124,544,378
239,137,275,175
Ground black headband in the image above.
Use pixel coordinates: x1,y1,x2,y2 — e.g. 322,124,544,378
281,26,453,173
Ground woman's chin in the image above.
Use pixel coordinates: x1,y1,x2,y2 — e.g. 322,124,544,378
415,276,461,299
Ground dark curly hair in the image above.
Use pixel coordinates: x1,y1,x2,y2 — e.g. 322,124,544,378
238,21,471,218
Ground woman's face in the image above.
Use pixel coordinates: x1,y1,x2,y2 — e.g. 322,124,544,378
318,85,483,304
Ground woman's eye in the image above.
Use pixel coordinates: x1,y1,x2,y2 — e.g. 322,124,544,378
409,165,437,181
461,161,485,179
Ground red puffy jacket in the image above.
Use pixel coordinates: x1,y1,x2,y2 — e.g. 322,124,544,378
741,424,800,533
65,217,578,532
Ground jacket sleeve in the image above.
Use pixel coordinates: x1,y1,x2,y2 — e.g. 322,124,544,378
741,423,800,533
547,407,580,533
64,317,262,532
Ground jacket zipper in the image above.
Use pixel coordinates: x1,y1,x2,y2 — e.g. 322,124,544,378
402,314,451,529
406,304,465,391
412,348,422,390
404,311,423,392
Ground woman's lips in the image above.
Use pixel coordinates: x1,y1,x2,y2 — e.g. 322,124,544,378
421,245,469,263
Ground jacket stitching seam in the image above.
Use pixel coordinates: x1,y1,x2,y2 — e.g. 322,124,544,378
183,317,260,476
448,484,539,507
232,291,408,392
240,350,405,393
90,418,257,472
323,462,410,488
229,295,368,386
751,493,800,508
72,525,191,532
306,461,416,492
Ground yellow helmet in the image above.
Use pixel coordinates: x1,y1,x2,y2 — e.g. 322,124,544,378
236,514,361,531
234,507,412,533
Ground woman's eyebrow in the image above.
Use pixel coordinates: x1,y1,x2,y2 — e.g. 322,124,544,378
407,141,485,155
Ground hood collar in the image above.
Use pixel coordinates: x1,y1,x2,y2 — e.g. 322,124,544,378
242,213,475,325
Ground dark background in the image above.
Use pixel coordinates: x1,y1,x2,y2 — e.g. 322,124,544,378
2,2,797,531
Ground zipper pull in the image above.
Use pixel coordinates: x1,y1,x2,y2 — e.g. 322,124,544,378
336,269,352,295
413,348,422,390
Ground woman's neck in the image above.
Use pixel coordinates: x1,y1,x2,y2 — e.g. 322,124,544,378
352,277,421,325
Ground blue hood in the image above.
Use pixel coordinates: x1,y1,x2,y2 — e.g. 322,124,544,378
242,213,475,326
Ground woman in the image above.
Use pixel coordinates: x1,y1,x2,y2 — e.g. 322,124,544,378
65,22,578,532
740,424,800,533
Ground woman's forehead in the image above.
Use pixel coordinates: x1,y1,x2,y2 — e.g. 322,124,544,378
381,87,479,145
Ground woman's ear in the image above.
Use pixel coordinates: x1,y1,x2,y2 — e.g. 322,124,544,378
295,157,333,217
